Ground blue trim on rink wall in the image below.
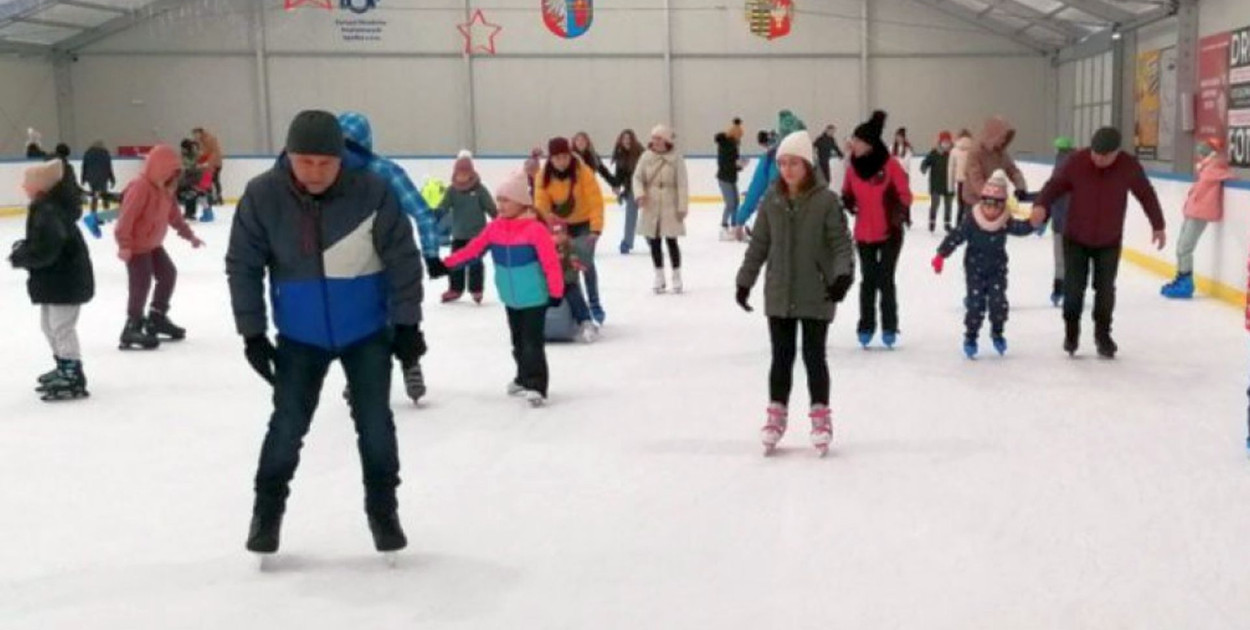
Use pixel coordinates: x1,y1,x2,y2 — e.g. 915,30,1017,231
1017,157,1250,191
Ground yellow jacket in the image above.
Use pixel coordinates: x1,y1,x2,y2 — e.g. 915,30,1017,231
534,161,605,233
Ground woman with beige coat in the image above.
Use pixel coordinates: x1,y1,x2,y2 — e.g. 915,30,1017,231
633,125,689,294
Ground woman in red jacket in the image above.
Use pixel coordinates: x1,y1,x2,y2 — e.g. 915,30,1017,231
841,110,912,349
115,144,204,350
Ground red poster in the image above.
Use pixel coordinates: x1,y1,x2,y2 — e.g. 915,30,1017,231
1196,32,1231,141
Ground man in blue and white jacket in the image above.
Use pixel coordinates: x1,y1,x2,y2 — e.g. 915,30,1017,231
226,110,424,556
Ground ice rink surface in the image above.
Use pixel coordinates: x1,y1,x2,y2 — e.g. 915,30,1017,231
2,204,1249,629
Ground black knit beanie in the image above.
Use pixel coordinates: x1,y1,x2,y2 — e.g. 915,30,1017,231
854,110,887,144
286,110,345,157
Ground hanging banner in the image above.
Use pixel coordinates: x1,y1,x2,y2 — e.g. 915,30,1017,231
746,0,794,41
1158,47,1178,162
1230,26,1250,168
542,0,593,40
1134,49,1161,160
1197,32,1231,144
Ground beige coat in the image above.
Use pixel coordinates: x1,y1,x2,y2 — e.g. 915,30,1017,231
632,149,689,238
948,136,973,186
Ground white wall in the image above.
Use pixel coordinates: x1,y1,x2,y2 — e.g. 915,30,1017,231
0,56,60,155
55,0,1052,157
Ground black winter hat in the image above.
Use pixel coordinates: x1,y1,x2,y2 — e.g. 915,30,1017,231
854,110,887,144
286,110,345,157
1090,126,1122,154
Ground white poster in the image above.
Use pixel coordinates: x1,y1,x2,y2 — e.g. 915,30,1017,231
1158,47,1178,162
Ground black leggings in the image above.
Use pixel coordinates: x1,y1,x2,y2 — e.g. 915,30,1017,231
648,237,681,269
856,232,904,334
768,317,831,407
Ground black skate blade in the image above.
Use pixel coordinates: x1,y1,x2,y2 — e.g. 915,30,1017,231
119,343,160,351
40,390,89,402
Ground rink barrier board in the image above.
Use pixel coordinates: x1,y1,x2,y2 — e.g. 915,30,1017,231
0,155,1243,309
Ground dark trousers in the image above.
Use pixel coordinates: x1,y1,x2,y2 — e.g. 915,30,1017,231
448,238,485,294
647,237,681,269
964,264,1010,341
126,247,176,319
507,306,549,397
955,183,970,226
768,317,831,406
929,193,954,230
856,232,904,334
88,183,111,213
565,281,591,324
183,195,198,220
253,332,399,516
211,167,222,203
1063,238,1121,331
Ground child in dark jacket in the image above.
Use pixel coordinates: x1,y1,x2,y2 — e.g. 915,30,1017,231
433,171,565,406
9,160,96,401
931,170,1034,359
919,131,954,232
437,153,497,303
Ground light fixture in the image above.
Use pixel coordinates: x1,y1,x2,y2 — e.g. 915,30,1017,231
1110,24,1122,41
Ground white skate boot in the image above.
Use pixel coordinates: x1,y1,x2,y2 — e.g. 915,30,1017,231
653,269,667,294
810,405,833,457
671,269,683,294
760,403,788,455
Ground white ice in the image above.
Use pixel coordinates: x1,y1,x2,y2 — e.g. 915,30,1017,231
2,205,1249,629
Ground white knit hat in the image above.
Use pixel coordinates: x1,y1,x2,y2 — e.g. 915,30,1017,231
495,170,532,206
23,159,63,194
776,130,814,164
980,169,1010,200
650,124,675,145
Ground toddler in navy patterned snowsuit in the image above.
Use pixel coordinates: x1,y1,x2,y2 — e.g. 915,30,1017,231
932,170,1033,356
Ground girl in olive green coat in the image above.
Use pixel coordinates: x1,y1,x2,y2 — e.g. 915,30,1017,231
735,130,855,456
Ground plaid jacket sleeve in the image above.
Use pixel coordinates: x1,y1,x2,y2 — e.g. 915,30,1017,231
383,163,441,257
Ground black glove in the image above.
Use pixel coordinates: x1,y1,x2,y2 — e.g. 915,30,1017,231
827,275,853,303
1014,189,1031,202
736,285,753,312
244,335,277,385
841,192,857,215
426,257,449,279
392,324,425,367
549,296,564,308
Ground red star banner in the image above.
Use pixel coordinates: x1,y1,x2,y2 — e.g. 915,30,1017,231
458,9,503,55
285,0,332,10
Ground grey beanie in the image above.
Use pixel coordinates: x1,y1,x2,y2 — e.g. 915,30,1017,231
1090,127,1122,154
286,110,345,157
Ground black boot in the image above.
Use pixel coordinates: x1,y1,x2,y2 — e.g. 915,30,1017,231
368,511,407,552
1095,324,1118,359
36,356,60,391
147,311,186,341
246,510,284,554
119,317,160,350
40,359,89,402
1063,320,1079,356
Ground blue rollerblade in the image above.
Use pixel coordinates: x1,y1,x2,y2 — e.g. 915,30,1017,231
882,331,897,349
1160,273,1193,299
857,331,873,349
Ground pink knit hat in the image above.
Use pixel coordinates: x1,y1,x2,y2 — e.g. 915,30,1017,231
496,170,532,206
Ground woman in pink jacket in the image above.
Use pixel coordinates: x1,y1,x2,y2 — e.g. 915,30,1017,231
1162,137,1234,299
115,144,204,350
842,110,912,349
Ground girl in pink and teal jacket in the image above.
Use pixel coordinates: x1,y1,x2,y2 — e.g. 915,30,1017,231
432,171,565,405
1162,137,1235,299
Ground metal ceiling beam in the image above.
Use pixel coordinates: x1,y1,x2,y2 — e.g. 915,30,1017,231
911,0,1056,55
1055,0,1135,23
996,0,1086,40
58,0,130,15
55,0,188,52
0,38,54,55
12,16,90,30
0,0,63,22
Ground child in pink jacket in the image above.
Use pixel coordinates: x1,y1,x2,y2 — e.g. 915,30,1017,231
430,171,564,406
1162,137,1234,299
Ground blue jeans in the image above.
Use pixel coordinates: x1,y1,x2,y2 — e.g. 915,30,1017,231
253,331,400,516
718,180,739,227
620,192,639,252
569,222,601,310
565,281,591,324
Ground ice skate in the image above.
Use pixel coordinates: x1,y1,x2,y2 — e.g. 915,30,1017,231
119,317,160,350
992,336,1007,356
857,331,873,348
590,304,606,325
440,290,463,303
471,292,484,304
525,390,547,407
653,269,667,294
403,361,426,404
146,311,186,341
882,331,898,349
1161,273,1194,299
578,321,599,344
1095,330,1117,359
506,381,526,397
82,212,102,239
246,511,283,557
760,403,788,455
809,405,833,456
368,511,407,554
199,206,215,223
1050,279,1063,307
35,358,59,392
39,359,88,402
671,269,684,294
963,339,978,359
1063,321,1079,357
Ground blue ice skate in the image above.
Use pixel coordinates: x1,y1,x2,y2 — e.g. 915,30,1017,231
858,331,873,348
590,304,606,325
1161,273,1193,299
992,336,1007,356
199,206,215,223
963,340,978,359
82,212,102,239
882,331,898,349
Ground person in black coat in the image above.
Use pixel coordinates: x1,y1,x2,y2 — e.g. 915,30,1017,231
9,160,95,401
813,125,844,184
715,131,743,236
82,141,117,215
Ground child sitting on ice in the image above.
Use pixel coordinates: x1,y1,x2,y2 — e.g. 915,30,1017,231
550,223,597,343
429,171,565,406
931,169,1034,358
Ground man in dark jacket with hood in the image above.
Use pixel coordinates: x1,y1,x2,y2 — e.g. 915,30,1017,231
227,110,425,558
82,141,116,216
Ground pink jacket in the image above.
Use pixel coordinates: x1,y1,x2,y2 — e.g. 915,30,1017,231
444,215,564,309
1183,155,1234,222
116,145,197,257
